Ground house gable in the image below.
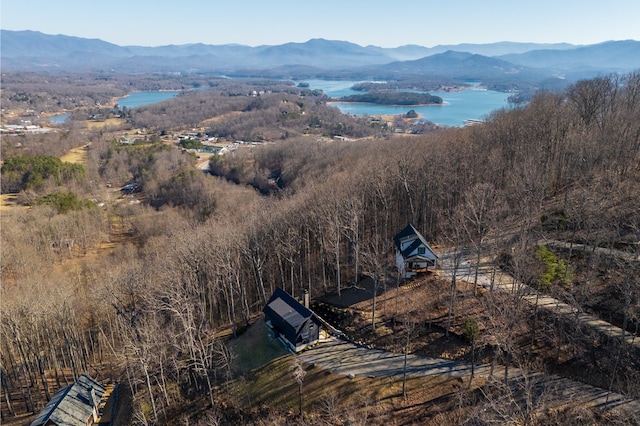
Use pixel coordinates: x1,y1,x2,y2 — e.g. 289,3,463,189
394,224,438,278
394,224,437,260
401,238,437,262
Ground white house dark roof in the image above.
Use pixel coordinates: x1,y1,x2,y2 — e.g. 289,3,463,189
394,223,437,259
30,373,105,426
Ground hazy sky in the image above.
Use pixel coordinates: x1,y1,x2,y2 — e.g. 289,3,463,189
2,0,639,48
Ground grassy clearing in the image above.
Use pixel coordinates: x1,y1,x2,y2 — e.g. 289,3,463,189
59,145,88,164
200,111,243,126
229,320,289,373
241,352,482,425
229,320,484,424
86,118,125,129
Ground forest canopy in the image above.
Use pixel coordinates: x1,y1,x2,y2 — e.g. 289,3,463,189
1,71,639,425
339,90,443,105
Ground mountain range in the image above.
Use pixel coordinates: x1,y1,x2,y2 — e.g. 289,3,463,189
2,30,639,82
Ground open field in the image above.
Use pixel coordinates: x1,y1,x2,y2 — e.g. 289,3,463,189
85,118,125,129
200,111,243,126
59,144,89,164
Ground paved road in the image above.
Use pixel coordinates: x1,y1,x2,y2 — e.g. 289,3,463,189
436,247,640,348
299,337,640,415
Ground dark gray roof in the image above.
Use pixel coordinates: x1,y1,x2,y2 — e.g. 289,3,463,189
264,287,313,330
267,297,308,330
394,223,437,258
30,373,105,426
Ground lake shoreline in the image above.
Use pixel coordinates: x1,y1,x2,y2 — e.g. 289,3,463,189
328,100,445,108
322,86,509,126
326,104,425,122
114,90,180,109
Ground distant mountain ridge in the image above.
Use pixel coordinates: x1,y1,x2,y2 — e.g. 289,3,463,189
1,30,638,78
500,40,640,72
376,51,528,78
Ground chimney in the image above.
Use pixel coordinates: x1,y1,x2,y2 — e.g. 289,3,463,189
89,386,99,422
303,289,310,309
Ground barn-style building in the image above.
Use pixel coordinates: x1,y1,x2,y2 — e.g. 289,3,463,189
263,288,321,352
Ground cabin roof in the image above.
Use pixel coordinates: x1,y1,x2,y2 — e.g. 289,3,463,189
30,373,105,426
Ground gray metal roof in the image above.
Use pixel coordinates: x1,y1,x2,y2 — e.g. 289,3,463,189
30,373,105,426
267,296,308,330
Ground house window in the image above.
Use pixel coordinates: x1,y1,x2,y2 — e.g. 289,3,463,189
418,247,426,255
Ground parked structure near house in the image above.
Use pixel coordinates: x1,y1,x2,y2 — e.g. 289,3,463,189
394,223,438,279
30,373,117,426
263,288,321,352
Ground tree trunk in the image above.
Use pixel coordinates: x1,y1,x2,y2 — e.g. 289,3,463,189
335,230,341,296
371,283,377,332
469,340,476,388
141,359,158,423
1,367,16,417
228,278,237,338
402,325,411,398
446,275,457,338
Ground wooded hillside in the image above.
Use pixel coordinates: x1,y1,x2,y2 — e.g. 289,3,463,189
1,72,639,425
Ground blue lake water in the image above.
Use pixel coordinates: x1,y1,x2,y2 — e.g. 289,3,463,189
304,80,510,127
46,112,71,124
43,91,180,124
116,91,180,109
43,83,508,128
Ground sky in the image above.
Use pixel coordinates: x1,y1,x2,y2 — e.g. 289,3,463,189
2,0,639,48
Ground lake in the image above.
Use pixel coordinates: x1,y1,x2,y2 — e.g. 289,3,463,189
44,91,180,124
46,112,71,124
116,91,180,109
44,83,507,128
304,80,510,127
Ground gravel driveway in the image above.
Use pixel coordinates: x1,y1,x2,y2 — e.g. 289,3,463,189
298,337,640,415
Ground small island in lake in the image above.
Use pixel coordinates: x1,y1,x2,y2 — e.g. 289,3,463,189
338,90,443,106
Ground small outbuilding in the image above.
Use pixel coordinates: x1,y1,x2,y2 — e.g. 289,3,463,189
394,223,438,279
263,288,321,352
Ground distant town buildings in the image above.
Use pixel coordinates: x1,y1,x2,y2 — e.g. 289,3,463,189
1,123,55,134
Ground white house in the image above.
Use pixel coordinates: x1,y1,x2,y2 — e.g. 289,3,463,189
394,223,438,279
